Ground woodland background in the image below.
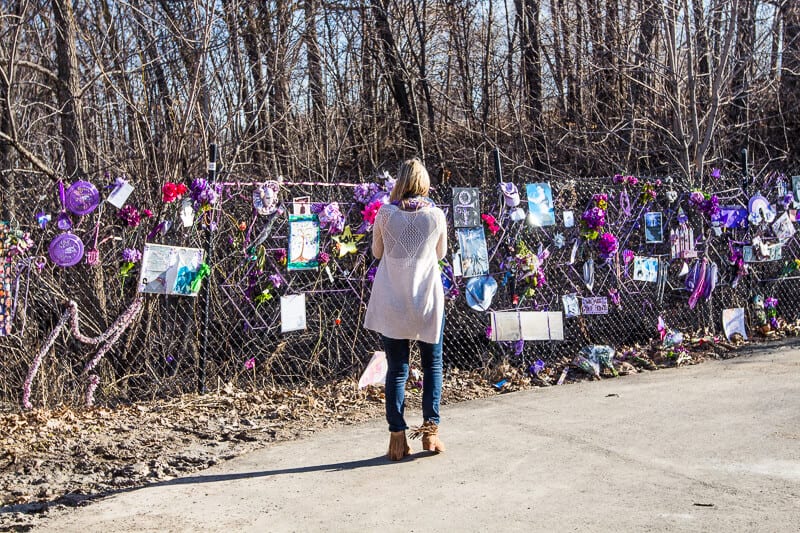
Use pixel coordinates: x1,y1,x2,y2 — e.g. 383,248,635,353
1,0,799,202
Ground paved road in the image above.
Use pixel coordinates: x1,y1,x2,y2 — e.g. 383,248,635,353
38,345,800,532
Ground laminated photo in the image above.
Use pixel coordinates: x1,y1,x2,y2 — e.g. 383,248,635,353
138,244,206,296
772,212,796,241
288,214,320,270
562,293,580,318
525,183,556,227
452,187,480,227
643,212,663,243
633,256,659,283
456,227,489,277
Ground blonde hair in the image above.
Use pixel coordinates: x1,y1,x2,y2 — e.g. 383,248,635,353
390,158,430,203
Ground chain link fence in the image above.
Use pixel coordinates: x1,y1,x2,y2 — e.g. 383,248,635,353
4,165,800,409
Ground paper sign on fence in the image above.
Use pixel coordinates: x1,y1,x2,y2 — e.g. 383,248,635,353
280,294,307,333
722,308,748,341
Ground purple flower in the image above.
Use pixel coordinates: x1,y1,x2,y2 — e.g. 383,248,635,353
268,273,284,288
319,202,345,234
782,194,793,209
711,168,721,179
318,252,330,265
613,174,624,184
688,191,705,206
118,205,141,227
244,357,256,370
581,207,606,230
354,182,380,204
597,232,619,259
366,266,378,282
122,248,142,263
764,297,778,309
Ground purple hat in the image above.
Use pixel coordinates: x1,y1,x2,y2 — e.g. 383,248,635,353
49,233,84,267
65,180,100,216
500,182,520,207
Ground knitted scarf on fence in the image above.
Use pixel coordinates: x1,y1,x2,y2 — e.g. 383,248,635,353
22,297,144,409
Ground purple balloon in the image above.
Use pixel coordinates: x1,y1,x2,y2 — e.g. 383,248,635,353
65,180,100,216
48,233,85,267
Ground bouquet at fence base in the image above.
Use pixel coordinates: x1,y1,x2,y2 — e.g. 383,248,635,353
764,296,780,331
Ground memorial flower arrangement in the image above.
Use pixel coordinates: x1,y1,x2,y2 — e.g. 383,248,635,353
119,248,142,277
764,296,779,329
162,182,189,203
580,194,608,240
688,190,720,218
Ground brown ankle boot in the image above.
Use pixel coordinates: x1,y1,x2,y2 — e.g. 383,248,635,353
410,421,445,453
387,431,412,460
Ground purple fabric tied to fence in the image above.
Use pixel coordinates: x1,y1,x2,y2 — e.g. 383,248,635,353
685,259,717,309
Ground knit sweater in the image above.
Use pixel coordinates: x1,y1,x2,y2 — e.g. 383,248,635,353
364,203,448,343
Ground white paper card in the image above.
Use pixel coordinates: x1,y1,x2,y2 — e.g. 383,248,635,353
106,180,134,209
722,308,748,341
280,294,307,332
180,198,195,227
490,311,563,341
562,293,580,317
633,256,659,282
358,351,387,389
452,252,463,277
563,211,575,228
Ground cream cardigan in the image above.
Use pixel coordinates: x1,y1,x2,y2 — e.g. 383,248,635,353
364,203,447,343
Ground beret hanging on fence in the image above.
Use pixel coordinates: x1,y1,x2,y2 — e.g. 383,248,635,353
465,275,497,312
500,182,520,207
65,180,100,216
49,232,84,267
253,181,281,216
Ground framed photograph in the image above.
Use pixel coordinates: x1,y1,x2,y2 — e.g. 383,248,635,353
138,244,206,296
633,256,659,283
772,212,796,241
792,176,800,206
525,183,556,227
643,212,663,243
452,187,480,227
742,243,782,263
456,227,490,277
287,214,320,271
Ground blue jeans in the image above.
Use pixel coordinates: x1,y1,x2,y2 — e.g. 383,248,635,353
381,319,444,432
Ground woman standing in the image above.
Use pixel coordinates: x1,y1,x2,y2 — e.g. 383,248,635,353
364,158,448,460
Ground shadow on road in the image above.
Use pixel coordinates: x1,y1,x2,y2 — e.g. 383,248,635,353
151,453,416,488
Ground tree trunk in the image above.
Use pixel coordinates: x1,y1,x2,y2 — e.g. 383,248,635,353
53,0,88,179
514,0,542,125
370,0,422,153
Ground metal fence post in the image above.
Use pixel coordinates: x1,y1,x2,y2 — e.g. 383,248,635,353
199,142,216,394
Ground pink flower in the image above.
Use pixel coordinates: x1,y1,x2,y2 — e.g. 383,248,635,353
361,200,384,225
244,357,256,370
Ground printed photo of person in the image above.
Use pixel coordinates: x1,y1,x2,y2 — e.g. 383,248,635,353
525,183,556,227
644,212,663,243
456,227,490,277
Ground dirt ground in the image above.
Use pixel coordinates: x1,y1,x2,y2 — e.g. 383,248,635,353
0,334,785,532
